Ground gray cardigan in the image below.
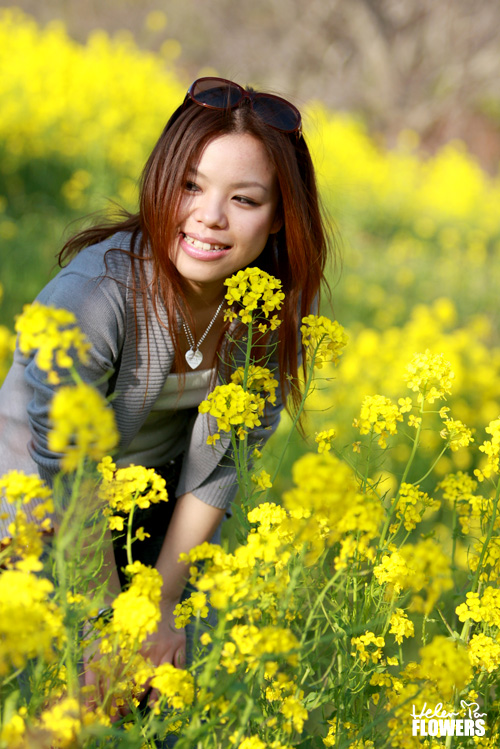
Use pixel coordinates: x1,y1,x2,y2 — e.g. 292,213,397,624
0,232,283,527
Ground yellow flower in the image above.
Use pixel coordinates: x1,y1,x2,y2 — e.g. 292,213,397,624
440,417,474,451
222,624,300,673
224,267,285,322
280,694,308,733
0,472,54,558
15,302,91,384
374,540,452,613
235,738,266,749
150,662,195,709
107,515,124,531
455,586,500,627
389,609,415,645
398,397,413,413
251,469,272,491
404,349,454,404
351,631,385,664
393,483,440,532
104,562,162,650
283,452,383,565
0,470,52,507
300,314,348,369
0,710,26,749
417,635,472,700
97,457,168,514
468,633,500,673
231,364,279,405
475,416,500,481
315,427,337,453
173,591,209,628
48,383,118,471
354,394,403,448
39,697,81,748
0,570,65,674
199,382,265,441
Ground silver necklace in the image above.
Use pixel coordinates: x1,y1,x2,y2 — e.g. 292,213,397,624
183,301,224,369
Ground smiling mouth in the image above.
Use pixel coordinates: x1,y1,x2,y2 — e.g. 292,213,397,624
182,233,230,252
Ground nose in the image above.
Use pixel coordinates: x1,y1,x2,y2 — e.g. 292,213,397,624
193,192,228,229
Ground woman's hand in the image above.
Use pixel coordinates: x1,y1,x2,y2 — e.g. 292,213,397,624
82,623,124,723
138,597,186,706
144,598,186,669
83,599,186,718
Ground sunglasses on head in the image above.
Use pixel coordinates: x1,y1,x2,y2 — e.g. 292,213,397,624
183,76,302,137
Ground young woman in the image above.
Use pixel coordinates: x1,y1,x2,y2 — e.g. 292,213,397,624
0,78,332,689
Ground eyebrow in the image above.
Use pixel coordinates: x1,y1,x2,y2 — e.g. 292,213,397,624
188,167,269,192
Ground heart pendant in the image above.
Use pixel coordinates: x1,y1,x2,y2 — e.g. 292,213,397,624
185,348,203,369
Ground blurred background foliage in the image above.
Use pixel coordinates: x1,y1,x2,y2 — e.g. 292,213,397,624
1,2,500,492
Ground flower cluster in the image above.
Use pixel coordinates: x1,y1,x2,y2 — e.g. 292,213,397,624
224,268,284,326
300,314,348,369
48,383,118,471
177,506,294,623
0,569,65,674
150,662,195,710
468,633,500,673
199,382,266,442
440,416,474,451
437,471,485,535
374,539,453,614
0,471,54,563
475,417,500,481
15,302,91,384
231,365,279,405
351,632,385,665
416,636,472,700
221,624,300,673
455,587,500,627
353,394,403,448
100,561,162,653
314,428,336,454
389,609,414,645
251,469,272,491
403,349,454,403
391,483,440,533
283,452,383,566
97,456,168,530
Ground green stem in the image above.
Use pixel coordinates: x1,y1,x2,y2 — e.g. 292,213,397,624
413,443,449,485
378,401,425,552
470,478,500,594
299,566,344,648
126,500,137,566
400,400,425,486
53,457,87,699
242,317,253,390
362,432,374,493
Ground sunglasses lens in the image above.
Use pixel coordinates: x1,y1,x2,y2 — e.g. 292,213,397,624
191,78,243,109
252,95,301,132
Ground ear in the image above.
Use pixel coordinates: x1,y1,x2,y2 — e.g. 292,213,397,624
270,211,283,235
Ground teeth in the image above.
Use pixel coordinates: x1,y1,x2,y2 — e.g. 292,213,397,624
184,234,227,252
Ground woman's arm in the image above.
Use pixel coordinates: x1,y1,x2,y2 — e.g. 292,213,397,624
155,491,225,603
141,491,225,669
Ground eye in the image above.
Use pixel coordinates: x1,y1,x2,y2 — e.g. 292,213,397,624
233,195,259,206
185,180,200,192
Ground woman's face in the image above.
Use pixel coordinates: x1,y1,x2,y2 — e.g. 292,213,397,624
173,132,281,300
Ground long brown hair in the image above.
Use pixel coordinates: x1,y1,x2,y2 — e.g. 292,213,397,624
58,92,335,415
